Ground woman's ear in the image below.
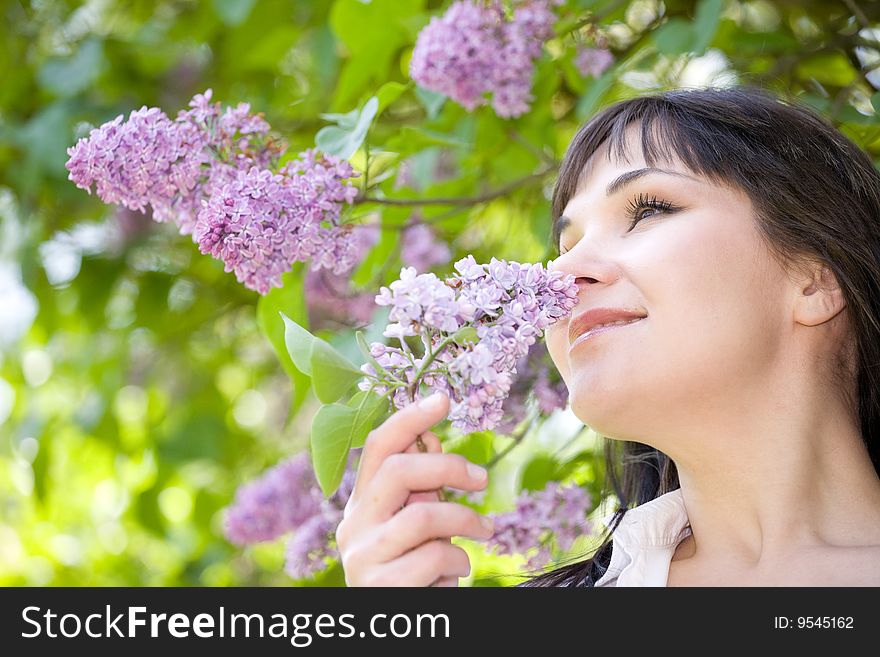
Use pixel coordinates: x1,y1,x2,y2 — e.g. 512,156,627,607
794,262,846,327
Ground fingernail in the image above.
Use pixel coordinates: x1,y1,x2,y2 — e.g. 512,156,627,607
480,515,494,533
467,462,487,481
417,391,445,410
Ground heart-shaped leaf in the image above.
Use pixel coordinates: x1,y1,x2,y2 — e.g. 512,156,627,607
346,389,391,447
311,403,361,497
315,96,379,159
281,311,316,376
310,338,364,403
310,390,390,496
257,267,310,418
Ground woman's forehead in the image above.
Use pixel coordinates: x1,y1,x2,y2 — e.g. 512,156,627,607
574,135,688,196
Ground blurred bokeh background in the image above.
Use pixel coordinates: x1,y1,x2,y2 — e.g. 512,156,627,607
3,0,880,585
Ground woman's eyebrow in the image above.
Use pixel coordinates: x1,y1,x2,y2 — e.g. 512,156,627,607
605,167,698,196
553,167,698,246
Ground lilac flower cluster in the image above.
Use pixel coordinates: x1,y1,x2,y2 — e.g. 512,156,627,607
223,450,360,580
409,0,563,118
66,90,275,235
358,256,579,434
66,90,362,294
192,151,360,294
284,465,356,580
304,221,381,330
486,481,594,570
575,46,614,78
401,217,452,273
494,340,568,435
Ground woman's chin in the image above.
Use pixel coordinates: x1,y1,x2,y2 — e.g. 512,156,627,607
568,383,639,438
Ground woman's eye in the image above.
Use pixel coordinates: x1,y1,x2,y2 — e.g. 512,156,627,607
626,194,678,230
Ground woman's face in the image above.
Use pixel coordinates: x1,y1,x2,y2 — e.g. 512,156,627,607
545,125,795,443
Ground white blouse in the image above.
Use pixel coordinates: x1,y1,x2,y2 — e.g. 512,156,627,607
593,487,692,587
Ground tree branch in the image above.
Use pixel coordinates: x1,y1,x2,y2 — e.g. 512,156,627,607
354,165,556,208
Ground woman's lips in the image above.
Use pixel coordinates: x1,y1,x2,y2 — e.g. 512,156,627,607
568,317,645,352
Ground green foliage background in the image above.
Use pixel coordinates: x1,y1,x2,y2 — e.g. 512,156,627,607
2,0,880,586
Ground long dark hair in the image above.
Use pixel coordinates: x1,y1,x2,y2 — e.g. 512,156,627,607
519,86,880,587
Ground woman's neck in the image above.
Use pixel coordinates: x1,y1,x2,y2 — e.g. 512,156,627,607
669,402,880,572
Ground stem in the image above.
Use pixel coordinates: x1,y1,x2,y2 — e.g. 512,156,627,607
408,334,456,401
363,140,371,194
486,406,539,470
353,166,555,207
404,336,456,503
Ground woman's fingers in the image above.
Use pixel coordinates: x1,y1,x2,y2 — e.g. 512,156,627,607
362,539,472,587
405,431,443,505
431,576,460,587
349,393,450,506
358,452,488,523
367,501,493,563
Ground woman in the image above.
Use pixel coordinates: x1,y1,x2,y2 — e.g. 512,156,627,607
336,86,880,587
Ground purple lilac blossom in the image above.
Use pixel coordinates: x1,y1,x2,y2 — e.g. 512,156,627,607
575,46,614,78
283,456,358,579
409,0,563,118
65,89,279,236
486,481,593,570
223,451,324,546
304,221,381,330
225,449,360,581
401,218,452,273
494,340,568,435
358,256,579,434
192,150,360,294
66,90,362,294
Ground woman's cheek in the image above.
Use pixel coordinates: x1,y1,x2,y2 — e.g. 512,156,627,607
545,322,571,386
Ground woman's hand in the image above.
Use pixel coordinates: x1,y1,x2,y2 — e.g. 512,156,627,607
336,392,495,587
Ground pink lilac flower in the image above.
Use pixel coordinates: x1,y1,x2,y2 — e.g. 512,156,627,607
192,150,360,294
67,90,362,294
225,449,361,580
401,218,452,273
409,0,563,118
65,89,279,236
358,256,579,434
575,46,614,78
486,481,593,570
304,221,381,330
283,458,358,579
494,340,568,435
223,452,324,546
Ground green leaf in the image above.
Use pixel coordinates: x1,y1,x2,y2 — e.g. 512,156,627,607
576,68,615,121
309,338,364,403
376,81,408,116
415,85,446,119
256,267,312,416
452,326,478,345
346,389,391,447
281,311,316,376
310,392,388,495
212,0,256,26
692,0,724,55
520,456,558,492
315,96,379,159
318,107,360,129
329,0,423,109
795,53,858,87
351,213,399,285
653,18,694,55
311,403,360,497
38,38,105,97
447,431,494,465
